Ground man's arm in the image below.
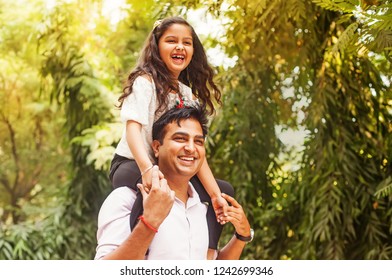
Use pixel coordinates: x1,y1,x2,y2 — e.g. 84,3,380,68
215,236,247,260
102,220,157,260
214,193,251,260
100,166,175,260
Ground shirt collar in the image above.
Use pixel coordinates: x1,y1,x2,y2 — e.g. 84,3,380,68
185,182,202,209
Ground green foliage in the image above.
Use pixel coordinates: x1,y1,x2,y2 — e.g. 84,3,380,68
35,1,132,259
0,0,69,227
0,0,158,259
374,177,392,198
292,2,392,259
313,0,392,57
170,0,392,260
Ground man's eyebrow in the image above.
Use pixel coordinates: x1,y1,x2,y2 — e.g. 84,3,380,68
172,131,189,136
172,131,205,139
195,135,205,140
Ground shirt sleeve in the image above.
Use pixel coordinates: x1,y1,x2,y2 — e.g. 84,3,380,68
120,76,154,126
95,187,136,260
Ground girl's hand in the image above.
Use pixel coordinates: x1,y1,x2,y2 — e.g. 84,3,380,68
211,195,229,225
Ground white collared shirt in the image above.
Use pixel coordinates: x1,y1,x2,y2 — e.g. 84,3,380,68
95,183,209,260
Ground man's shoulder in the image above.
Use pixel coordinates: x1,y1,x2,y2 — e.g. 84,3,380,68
98,187,136,223
108,186,136,198
108,187,136,205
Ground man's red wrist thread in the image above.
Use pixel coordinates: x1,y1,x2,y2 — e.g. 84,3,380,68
138,215,158,233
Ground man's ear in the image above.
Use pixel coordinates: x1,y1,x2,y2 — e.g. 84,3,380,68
152,140,160,158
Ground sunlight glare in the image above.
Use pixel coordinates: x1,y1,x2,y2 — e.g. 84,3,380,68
102,0,128,26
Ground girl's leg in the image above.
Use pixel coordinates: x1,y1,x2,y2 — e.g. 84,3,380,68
109,154,143,231
109,154,141,190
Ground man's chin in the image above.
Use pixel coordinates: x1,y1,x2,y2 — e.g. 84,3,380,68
177,165,199,177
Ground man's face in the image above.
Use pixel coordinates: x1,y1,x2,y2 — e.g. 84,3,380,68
153,118,205,179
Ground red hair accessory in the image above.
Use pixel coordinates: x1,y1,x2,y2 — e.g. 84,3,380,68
175,96,191,109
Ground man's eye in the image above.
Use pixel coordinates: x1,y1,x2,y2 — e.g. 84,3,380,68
175,137,186,141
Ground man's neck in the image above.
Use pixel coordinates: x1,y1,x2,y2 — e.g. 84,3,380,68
166,176,190,204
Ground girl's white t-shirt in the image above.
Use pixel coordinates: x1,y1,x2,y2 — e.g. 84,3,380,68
114,76,194,161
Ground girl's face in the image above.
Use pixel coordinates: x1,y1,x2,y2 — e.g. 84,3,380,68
158,23,194,79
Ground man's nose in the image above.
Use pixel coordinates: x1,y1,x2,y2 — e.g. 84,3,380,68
184,141,195,152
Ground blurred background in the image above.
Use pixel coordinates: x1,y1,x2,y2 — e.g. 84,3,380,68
0,0,391,260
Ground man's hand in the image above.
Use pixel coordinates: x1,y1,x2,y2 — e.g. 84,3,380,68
137,166,175,230
219,193,251,237
141,167,164,190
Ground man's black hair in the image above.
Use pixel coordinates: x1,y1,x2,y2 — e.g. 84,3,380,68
152,104,209,143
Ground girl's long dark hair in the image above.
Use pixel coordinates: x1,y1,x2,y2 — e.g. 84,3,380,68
117,16,222,115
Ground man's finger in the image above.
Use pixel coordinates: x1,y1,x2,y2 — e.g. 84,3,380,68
225,210,242,221
151,165,160,189
221,193,241,208
137,183,147,199
159,170,165,179
160,178,171,193
160,178,167,188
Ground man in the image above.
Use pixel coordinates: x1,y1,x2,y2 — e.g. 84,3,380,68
95,105,253,260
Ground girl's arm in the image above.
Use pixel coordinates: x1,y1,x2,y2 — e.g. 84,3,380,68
126,120,156,187
197,159,228,221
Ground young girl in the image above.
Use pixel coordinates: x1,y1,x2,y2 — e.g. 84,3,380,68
109,16,233,250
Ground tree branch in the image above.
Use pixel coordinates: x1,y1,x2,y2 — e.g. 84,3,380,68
0,175,12,193
0,111,20,192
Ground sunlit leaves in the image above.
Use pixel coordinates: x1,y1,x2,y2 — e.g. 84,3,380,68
312,0,392,58
0,0,159,259
72,123,122,170
181,0,392,260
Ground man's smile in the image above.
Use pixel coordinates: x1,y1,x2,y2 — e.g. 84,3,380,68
178,156,197,162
